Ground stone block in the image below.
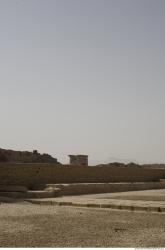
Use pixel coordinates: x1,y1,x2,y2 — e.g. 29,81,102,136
87,203,100,208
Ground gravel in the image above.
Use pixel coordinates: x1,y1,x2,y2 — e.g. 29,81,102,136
0,201,165,247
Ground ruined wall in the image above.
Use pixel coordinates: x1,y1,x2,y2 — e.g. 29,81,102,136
0,163,165,188
0,148,60,164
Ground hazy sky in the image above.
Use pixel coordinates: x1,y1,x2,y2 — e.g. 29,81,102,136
0,0,165,164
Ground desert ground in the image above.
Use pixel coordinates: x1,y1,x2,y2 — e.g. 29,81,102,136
0,199,165,247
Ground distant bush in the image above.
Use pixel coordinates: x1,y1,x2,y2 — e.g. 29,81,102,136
127,162,139,168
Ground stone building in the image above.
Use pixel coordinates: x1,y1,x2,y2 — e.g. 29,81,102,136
68,155,88,166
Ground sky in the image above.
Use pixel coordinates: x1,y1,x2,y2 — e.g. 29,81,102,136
0,0,165,164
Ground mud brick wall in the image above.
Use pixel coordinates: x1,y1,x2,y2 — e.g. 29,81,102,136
0,163,165,188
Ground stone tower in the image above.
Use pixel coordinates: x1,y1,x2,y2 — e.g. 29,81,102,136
68,155,88,166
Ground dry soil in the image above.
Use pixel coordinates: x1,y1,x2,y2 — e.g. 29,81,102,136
0,201,165,247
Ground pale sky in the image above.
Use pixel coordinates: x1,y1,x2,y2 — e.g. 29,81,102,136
0,0,165,164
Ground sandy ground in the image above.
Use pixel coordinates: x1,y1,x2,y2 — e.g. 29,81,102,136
26,189,165,211
96,189,165,201
0,201,165,247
